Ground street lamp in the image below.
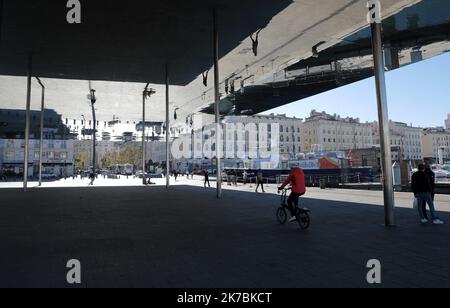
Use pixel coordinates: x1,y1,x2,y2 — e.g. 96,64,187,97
36,77,45,187
88,89,97,176
142,84,156,184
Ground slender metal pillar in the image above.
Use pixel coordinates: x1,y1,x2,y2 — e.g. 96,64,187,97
0,0,4,45
213,9,222,199
142,84,148,185
89,89,97,176
165,64,170,189
23,55,32,191
36,77,45,187
369,0,395,226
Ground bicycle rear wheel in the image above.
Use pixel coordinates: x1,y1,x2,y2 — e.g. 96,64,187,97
296,208,310,230
277,207,287,224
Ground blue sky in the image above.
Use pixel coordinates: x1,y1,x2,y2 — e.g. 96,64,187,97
263,52,450,128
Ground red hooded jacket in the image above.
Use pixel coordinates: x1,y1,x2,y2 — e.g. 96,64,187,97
281,167,306,194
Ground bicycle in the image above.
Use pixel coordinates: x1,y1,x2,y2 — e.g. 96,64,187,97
277,188,310,230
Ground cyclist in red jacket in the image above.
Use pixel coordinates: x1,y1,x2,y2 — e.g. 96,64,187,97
278,166,306,222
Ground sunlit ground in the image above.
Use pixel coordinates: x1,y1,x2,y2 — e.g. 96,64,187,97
1,175,449,214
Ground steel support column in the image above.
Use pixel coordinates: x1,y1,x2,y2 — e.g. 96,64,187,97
89,88,97,176
142,83,149,185
165,64,170,189
368,0,395,226
213,9,222,199
36,77,45,187
23,55,32,191
0,0,4,44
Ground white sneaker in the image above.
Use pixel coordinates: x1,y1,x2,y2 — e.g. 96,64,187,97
420,218,429,224
289,216,297,223
432,219,444,225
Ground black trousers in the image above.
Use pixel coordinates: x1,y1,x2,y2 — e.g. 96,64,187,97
421,192,435,219
287,193,301,217
256,181,264,192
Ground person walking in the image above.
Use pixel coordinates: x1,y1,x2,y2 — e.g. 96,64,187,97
243,170,248,185
255,169,265,193
411,163,444,225
204,170,211,188
89,172,95,186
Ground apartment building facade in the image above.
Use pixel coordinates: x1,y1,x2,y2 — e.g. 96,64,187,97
223,114,304,161
422,127,450,163
303,110,373,153
0,139,74,177
372,121,424,161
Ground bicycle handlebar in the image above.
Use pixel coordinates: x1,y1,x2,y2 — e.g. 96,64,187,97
277,187,292,193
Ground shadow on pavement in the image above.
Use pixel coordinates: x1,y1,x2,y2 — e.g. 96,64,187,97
0,185,449,288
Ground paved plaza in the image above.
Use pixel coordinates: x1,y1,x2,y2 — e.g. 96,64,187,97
0,177,450,288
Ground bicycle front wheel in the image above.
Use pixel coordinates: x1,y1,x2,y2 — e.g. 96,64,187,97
277,208,287,225
296,209,310,230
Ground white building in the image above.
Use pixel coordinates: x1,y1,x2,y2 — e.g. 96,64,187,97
64,117,169,142
372,121,423,161
445,114,450,130
303,110,373,152
422,127,450,162
223,114,304,161
0,139,74,177
146,141,170,164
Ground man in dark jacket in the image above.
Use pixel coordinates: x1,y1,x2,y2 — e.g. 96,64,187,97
421,163,436,220
255,169,265,193
411,164,443,225
204,170,210,188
